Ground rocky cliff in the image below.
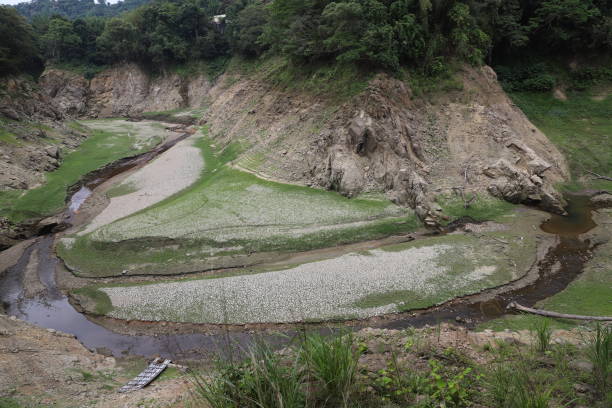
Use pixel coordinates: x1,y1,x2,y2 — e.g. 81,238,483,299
40,63,210,117
32,62,570,225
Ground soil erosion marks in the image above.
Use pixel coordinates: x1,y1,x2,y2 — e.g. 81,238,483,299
0,115,601,359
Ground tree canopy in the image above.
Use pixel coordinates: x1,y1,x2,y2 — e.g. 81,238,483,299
1,0,610,79
0,6,42,76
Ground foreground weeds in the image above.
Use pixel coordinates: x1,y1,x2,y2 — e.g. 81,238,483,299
189,325,611,408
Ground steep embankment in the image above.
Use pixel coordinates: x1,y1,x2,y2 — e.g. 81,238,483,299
39,60,569,227
39,63,211,117
0,77,89,248
202,63,569,226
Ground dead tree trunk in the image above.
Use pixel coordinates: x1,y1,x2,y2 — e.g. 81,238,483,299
507,302,612,321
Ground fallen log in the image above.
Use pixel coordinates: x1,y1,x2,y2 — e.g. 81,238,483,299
507,302,612,321
586,170,612,182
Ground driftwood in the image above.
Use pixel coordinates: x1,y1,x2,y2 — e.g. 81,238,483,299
507,302,612,321
586,170,612,182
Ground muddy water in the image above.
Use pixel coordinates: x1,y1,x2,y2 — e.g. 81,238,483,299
0,129,600,360
1,226,292,360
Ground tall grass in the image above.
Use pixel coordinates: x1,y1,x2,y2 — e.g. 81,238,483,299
587,323,611,395
191,341,304,408
531,318,552,353
299,333,359,407
487,362,553,408
191,333,361,408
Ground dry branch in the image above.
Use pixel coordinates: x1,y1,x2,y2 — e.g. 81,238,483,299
507,302,612,321
586,170,612,182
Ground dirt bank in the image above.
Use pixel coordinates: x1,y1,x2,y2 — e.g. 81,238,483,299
0,314,188,408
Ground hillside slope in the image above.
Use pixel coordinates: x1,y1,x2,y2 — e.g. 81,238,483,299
38,61,569,228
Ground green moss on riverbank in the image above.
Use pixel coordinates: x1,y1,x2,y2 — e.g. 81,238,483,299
510,90,612,191
0,121,163,222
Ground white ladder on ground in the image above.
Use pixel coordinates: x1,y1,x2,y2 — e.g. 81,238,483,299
118,358,171,393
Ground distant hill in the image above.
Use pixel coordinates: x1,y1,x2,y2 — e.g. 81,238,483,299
13,0,152,20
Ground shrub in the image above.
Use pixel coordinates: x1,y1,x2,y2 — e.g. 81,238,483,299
495,63,556,92
522,74,556,92
486,362,553,408
191,341,305,408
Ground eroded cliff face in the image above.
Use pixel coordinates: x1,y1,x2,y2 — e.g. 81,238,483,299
201,65,569,225
35,63,569,225
40,63,210,117
0,77,87,192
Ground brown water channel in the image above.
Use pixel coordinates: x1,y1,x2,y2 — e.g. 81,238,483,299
0,133,600,360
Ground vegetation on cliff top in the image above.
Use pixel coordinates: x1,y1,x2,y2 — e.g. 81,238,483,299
2,1,611,79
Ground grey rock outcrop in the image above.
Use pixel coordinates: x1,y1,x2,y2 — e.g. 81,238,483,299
200,65,569,227
39,64,211,118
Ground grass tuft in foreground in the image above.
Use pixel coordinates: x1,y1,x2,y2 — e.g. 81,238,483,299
189,325,610,408
587,323,611,397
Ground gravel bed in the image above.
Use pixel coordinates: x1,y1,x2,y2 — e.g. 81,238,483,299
101,243,501,324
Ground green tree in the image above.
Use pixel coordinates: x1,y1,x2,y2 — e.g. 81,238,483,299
229,1,270,57
448,2,490,65
96,17,139,62
40,16,82,61
530,0,602,51
0,6,41,76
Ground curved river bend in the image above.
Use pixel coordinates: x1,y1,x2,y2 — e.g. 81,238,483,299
0,129,599,360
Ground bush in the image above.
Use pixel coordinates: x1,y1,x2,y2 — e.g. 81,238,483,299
495,63,556,92
522,74,556,92
192,342,305,408
570,66,612,90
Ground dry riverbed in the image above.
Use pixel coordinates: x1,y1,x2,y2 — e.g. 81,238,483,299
74,209,549,325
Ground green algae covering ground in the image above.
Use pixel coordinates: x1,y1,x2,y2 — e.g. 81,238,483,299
73,209,546,324
58,131,417,277
510,90,612,191
0,120,165,222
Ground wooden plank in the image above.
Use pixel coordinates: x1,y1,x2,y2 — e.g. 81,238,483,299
118,358,171,393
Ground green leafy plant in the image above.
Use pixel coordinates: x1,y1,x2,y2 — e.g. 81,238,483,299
372,354,427,404
427,359,475,407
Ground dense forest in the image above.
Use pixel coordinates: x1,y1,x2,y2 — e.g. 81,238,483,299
14,0,153,20
1,0,611,85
